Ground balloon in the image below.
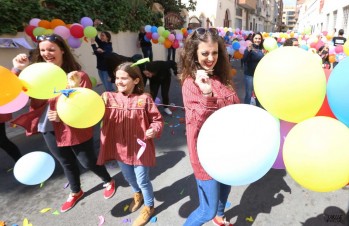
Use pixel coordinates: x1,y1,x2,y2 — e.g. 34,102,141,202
263,37,278,51
164,39,172,48
38,20,51,29
83,26,98,38
89,76,97,88
54,25,70,39
328,54,336,63
19,63,68,99
42,29,53,35
168,34,175,41
0,92,29,113
50,19,65,28
283,116,349,192
70,24,84,38
151,32,159,40
144,25,152,33
145,32,152,40
29,18,41,27
197,104,280,186
157,26,165,35
254,47,326,123
162,30,170,38
327,57,349,127
68,36,82,48
56,87,105,128
232,41,240,50
343,40,349,56
0,66,23,106
14,151,55,185
272,120,296,169
315,69,336,118
24,25,36,37
32,27,46,37
151,26,157,33
80,17,93,27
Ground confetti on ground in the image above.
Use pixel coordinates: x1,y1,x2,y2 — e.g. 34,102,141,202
122,218,131,223
52,210,60,215
23,218,32,226
98,215,105,226
123,205,129,212
150,216,157,223
175,115,181,118
40,182,44,188
179,118,185,124
63,182,70,189
245,216,254,222
40,208,52,213
174,123,180,127
180,189,184,195
7,168,13,172
171,130,175,135
225,202,231,208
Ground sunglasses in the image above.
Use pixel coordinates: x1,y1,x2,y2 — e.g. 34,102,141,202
36,35,58,42
194,27,218,37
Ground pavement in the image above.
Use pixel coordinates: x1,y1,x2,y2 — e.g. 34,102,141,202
0,60,348,226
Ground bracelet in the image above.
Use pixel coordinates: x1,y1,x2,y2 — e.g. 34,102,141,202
12,67,22,74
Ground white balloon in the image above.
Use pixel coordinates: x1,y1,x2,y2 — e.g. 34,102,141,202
197,104,280,186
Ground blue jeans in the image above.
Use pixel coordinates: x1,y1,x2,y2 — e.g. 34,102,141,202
184,179,231,226
98,70,115,92
118,161,154,206
141,46,153,61
244,75,253,104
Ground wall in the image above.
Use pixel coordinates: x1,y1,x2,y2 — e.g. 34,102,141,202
0,31,169,83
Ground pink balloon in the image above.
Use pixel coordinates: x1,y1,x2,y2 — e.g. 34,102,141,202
168,34,175,42
54,26,70,39
29,18,41,27
272,120,296,169
0,92,29,114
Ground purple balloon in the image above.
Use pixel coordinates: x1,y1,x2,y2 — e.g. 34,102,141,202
29,18,41,27
80,17,93,28
67,36,82,48
272,120,296,169
155,97,161,105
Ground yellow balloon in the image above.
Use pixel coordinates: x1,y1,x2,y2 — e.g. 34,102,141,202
19,63,67,99
343,40,349,56
254,47,326,123
56,87,105,128
0,66,23,106
283,116,349,192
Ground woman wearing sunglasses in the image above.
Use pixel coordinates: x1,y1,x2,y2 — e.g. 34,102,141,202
11,34,115,213
180,28,240,226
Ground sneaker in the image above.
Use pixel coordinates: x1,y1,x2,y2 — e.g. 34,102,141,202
103,179,116,199
164,108,172,115
212,216,233,226
60,190,84,213
129,192,144,213
132,206,155,226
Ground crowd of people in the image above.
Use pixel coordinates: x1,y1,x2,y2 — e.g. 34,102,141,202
2,21,347,226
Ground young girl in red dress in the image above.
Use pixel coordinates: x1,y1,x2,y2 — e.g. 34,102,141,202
97,62,164,226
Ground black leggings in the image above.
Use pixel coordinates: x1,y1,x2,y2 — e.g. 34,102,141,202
0,123,22,162
42,131,111,193
149,76,171,106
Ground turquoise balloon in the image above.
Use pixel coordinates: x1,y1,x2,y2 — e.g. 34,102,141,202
14,151,55,185
327,57,349,127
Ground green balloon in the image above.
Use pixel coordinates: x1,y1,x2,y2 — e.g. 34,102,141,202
84,26,98,38
33,27,46,37
89,76,97,88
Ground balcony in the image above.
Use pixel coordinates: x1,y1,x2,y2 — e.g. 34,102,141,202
238,0,257,10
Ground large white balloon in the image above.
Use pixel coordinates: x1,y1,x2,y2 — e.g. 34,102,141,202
197,104,280,186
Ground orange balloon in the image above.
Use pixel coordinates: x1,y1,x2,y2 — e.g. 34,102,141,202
151,39,158,44
164,39,172,48
0,66,23,106
234,51,243,59
181,28,187,34
50,19,65,29
329,55,336,63
38,20,51,29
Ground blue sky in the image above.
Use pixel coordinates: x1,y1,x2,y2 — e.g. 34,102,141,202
283,0,296,6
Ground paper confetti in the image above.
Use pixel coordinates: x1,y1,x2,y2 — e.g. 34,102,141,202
40,182,44,188
40,208,52,213
150,216,157,223
98,215,105,226
171,130,175,135
180,189,184,195
124,204,129,212
64,182,70,189
245,216,254,222
122,218,131,223
52,210,60,215
7,168,13,172
23,218,32,226
136,139,147,160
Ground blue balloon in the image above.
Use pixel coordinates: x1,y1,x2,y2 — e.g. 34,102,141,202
14,151,55,185
327,57,349,127
151,26,157,33
232,41,241,50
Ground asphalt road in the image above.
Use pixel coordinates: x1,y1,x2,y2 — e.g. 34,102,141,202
1,60,348,226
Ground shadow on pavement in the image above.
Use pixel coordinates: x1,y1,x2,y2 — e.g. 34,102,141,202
225,169,291,225
301,206,348,226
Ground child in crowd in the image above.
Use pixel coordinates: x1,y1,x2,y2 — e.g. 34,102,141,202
97,62,164,226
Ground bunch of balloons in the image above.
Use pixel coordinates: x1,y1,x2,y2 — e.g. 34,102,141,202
24,17,98,48
142,25,188,49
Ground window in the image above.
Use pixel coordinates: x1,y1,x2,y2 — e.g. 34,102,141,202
333,10,337,29
343,6,349,35
236,7,242,17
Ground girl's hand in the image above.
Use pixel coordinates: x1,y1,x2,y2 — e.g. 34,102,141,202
47,110,60,122
12,53,30,70
67,71,81,88
145,128,156,139
195,70,212,95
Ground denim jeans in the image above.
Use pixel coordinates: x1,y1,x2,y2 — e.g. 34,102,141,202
244,75,254,104
98,70,115,92
184,179,231,226
141,46,153,61
42,132,111,193
118,161,154,207
167,47,176,61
